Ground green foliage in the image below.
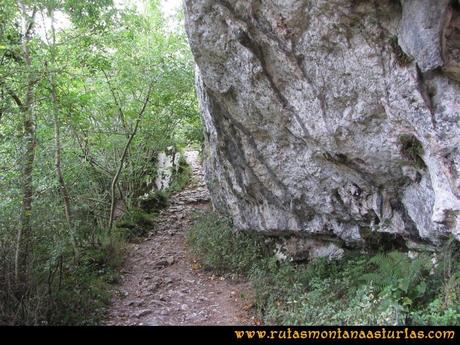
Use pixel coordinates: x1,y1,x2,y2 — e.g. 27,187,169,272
187,212,460,326
46,231,125,325
411,298,460,325
398,134,426,170
49,267,112,325
167,155,192,195
139,190,169,213
187,211,267,274
359,251,431,304
116,208,156,240
0,0,201,325
410,237,460,325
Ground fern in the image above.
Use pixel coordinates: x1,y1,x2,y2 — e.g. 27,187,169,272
359,251,431,302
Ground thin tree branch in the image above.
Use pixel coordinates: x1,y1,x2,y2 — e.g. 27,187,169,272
107,80,154,234
6,88,25,111
0,80,25,112
101,70,128,133
24,7,37,39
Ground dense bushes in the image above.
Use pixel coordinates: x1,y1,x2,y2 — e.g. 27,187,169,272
0,154,192,325
0,1,199,325
187,212,267,274
187,211,460,325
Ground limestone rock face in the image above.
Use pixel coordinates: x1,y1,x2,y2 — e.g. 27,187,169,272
184,0,460,249
155,148,181,191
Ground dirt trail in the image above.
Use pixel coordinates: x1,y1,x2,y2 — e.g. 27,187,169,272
105,151,253,325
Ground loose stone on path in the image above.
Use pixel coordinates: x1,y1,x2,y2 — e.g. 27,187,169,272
104,150,253,325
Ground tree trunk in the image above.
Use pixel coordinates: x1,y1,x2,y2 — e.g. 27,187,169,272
47,10,78,259
14,3,37,293
107,117,142,234
107,81,154,236
15,107,36,290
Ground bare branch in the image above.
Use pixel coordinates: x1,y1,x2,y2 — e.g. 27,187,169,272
16,0,37,39
24,6,37,39
8,89,24,110
107,79,154,234
0,81,26,112
137,79,155,117
101,69,128,133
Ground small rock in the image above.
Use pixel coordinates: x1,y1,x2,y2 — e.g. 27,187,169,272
166,256,175,265
135,309,152,318
148,281,162,292
154,259,169,269
127,300,144,307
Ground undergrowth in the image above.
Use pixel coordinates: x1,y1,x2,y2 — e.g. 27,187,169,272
0,154,192,325
70,156,192,324
1,229,125,325
187,211,460,325
167,155,192,195
187,212,267,274
118,153,192,241
116,209,157,240
47,231,125,325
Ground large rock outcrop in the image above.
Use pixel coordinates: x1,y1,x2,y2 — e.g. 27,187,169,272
184,0,460,251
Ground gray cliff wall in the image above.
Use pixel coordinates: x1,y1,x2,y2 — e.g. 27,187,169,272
184,0,460,251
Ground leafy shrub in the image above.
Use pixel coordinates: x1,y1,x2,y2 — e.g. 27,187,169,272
48,266,113,325
167,155,192,195
45,231,125,325
411,298,460,325
409,237,460,325
139,191,169,212
187,212,460,326
116,209,156,240
358,251,432,308
186,211,266,274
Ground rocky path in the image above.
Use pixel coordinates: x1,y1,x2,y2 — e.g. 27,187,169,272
104,151,254,325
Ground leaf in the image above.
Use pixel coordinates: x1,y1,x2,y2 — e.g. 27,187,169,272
415,281,427,298
399,277,411,293
402,296,413,306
